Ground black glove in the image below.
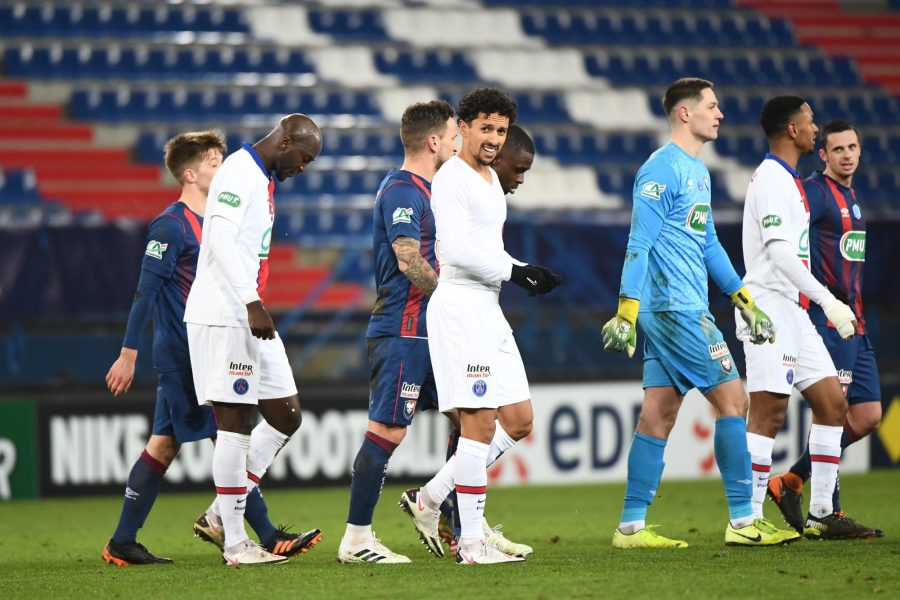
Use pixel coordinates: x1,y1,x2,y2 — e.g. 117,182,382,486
509,264,564,296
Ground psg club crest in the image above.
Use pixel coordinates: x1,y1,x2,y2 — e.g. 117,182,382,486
472,380,487,397
403,399,417,419
786,369,795,385
233,378,249,395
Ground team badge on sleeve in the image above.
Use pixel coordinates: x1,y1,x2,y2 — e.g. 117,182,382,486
145,240,168,260
217,191,241,208
640,182,666,200
392,207,414,224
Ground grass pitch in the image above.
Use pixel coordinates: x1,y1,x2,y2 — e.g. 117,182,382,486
0,471,897,599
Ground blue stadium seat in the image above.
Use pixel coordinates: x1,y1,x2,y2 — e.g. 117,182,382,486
0,169,40,205
308,10,387,40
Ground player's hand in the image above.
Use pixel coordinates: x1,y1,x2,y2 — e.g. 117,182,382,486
730,286,776,345
824,299,858,340
509,264,564,296
601,297,639,358
247,300,276,340
106,347,137,397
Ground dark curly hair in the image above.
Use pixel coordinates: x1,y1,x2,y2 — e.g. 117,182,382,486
457,87,517,125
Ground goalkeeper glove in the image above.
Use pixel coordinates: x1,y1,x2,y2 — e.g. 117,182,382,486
730,286,776,344
823,299,858,340
509,264,564,296
601,297,639,358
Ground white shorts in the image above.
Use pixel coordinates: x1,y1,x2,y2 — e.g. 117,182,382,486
737,290,837,395
187,323,298,405
426,283,530,412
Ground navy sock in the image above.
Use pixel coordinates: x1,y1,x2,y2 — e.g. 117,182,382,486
441,427,462,537
790,423,857,511
621,433,666,524
245,485,277,546
347,432,396,526
111,449,166,545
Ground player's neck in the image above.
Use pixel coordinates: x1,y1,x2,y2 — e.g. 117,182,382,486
767,141,801,171
400,154,438,182
824,168,852,188
459,152,492,182
669,131,704,157
178,187,207,216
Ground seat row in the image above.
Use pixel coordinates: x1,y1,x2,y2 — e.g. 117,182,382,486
522,11,796,48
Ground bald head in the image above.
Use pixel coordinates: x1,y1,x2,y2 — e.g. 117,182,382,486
256,113,323,182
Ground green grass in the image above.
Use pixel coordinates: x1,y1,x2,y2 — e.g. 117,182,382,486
1,471,898,599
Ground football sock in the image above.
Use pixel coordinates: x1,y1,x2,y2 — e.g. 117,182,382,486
111,449,166,544
213,430,251,548
746,432,775,518
619,433,666,530
486,421,517,468
454,438,489,545
343,523,372,546
246,420,290,483
442,427,462,538
714,417,754,526
424,455,456,509
809,424,843,518
790,420,858,510
347,432,397,526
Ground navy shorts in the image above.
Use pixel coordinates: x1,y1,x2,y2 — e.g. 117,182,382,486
153,369,217,442
816,325,881,404
640,309,740,396
367,336,437,426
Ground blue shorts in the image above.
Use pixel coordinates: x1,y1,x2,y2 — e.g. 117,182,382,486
640,309,740,396
153,369,217,442
816,325,881,404
367,336,437,426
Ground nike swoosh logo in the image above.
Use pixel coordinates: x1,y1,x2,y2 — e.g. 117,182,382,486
526,277,537,286
733,531,761,542
236,498,246,504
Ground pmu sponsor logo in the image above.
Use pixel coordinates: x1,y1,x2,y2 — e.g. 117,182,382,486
217,191,241,207
686,204,709,234
840,231,866,262
400,382,421,399
228,361,253,376
707,342,729,359
466,364,491,378
762,214,782,228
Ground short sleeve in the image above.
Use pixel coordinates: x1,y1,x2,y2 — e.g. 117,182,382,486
380,181,426,243
754,169,795,244
206,160,259,226
141,215,185,278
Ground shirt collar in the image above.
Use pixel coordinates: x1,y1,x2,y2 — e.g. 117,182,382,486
242,143,270,178
765,153,799,178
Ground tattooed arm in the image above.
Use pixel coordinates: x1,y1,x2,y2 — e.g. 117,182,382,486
392,236,438,296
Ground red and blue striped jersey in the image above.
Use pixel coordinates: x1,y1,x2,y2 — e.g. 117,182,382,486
144,201,203,370
366,169,437,338
803,171,866,334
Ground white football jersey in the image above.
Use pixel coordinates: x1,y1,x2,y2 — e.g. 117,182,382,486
742,156,811,304
432,156,516,290
184,146,274,327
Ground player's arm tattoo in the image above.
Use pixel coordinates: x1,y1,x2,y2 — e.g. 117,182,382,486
392,236,438,296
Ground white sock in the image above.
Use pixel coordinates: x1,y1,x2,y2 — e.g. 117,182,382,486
206,497,221,525
746,433,775,518
246,420,290,484
454,438,489,545
213,430,251,549
423,455,456,508
486,421,517,468
618,520,645,535
809,424,842,518
343,523,372,546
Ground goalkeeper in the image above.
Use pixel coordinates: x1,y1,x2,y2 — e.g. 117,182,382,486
602,78,799,549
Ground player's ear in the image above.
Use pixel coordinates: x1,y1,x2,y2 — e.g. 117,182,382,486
818,148,827,162
182,167,197,184
426,134,439,153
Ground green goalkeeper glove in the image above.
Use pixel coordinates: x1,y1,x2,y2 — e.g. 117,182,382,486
602,297,639,358
731,286,776,344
